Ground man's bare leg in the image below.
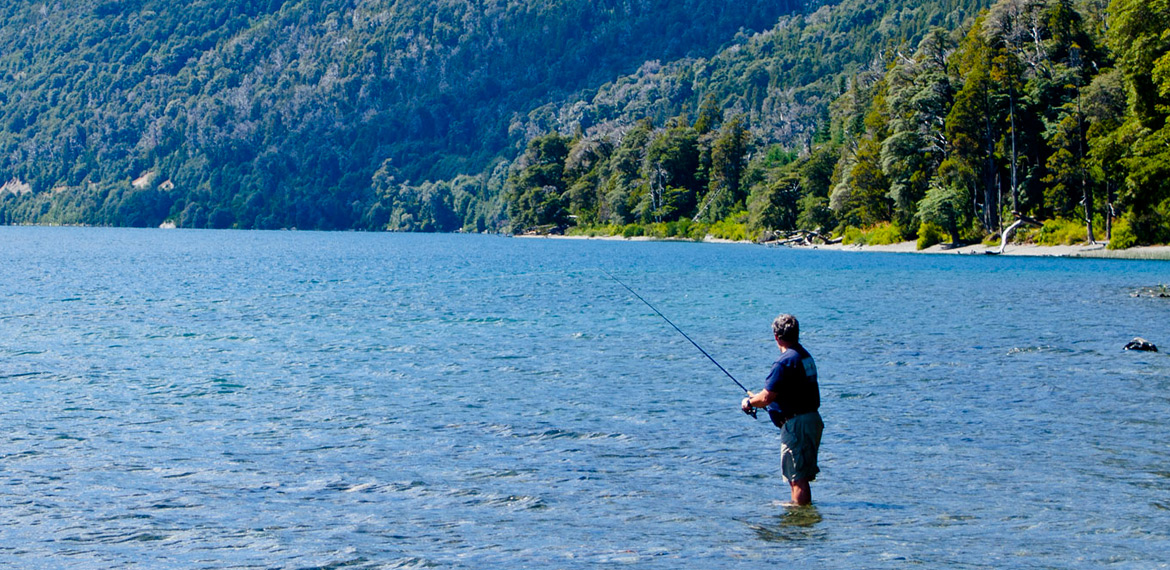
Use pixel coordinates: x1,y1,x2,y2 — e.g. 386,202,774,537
790,479,812,506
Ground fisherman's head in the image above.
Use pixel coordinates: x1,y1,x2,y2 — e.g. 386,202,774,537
772,313,799,344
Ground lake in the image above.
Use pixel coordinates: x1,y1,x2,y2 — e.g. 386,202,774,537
1,227,1168,569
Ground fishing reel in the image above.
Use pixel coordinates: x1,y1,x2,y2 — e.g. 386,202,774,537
741,397,758,419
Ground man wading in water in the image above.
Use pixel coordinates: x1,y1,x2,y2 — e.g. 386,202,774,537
741,314,823,506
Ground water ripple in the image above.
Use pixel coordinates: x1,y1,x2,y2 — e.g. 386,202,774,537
1,228,1168,568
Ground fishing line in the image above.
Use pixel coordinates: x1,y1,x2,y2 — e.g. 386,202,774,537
600,269,756,418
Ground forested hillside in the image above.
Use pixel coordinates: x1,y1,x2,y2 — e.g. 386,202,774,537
0,0,804,230
503,0,1170,248
2,0,1168,247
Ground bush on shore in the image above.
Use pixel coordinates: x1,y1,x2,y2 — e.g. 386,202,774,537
1035,218,1085,246
1107,216,1138,250
842,222,904,246
916,222,946,250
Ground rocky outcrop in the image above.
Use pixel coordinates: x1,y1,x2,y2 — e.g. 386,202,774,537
1124,338,1158,352
1132,285,1170,298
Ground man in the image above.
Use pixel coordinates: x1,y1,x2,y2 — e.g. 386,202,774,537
741,313,823,506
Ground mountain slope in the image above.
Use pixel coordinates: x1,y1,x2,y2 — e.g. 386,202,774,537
0,0,807,229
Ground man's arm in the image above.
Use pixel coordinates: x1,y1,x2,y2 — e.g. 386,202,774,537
741,389,775,412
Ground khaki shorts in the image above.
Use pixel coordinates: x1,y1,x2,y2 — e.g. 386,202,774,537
780,411,823,483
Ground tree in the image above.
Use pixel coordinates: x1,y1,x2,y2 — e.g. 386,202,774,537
948,20,1006,233
918,180,970,244
1083,69,1128,239
564,138,614,224
831,138,892,227
1105,0,1170,242
748,170,801,232
882,29,955,233
601,121,654,225
505,134,572,231
697,116,751,221
693,94,723,135
796,143,839,231
643,123,701,220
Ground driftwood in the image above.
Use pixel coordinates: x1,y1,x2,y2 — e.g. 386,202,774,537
995,214,1044,254
759,229,841,246
519,224,569,236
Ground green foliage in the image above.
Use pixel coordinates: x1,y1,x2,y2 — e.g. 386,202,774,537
1036,218,1088,245
864,223,906,245
883,30,953,230
917,222,947,249
831,138,892,228
700,117,752,222
497,0,1167,245
505,134,573,231
707,211,751,241
918,182,970,243
1107,215,1139,249
570,218,711,241
841,222,904,245
685,221,711,241
747,172,800,233
841,226,865,245
1108,0,1170,130
0,0,799,230
4,0,1170,246
621,224,645,238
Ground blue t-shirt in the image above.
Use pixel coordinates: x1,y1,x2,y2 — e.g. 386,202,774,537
764,343,819,419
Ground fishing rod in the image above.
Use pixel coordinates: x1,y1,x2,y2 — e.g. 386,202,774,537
600,269,757,419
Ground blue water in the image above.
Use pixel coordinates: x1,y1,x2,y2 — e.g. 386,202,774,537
1,227,1168,569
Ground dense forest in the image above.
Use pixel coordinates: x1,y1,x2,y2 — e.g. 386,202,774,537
0,0,806,230
2,0,1169,248
504,0,1170,248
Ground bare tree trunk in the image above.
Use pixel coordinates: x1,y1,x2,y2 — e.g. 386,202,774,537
997,218,1027,254
1073,48,1095,244
997,215,1043,254
651,162,667,224
1106,190,1115,241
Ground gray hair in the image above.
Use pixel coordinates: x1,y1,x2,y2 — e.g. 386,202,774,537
772,313,799,343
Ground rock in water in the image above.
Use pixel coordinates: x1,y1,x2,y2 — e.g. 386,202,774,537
1124,338,1158,352
1132,285,1170,298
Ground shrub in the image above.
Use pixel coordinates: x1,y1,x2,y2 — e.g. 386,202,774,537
865,222,904,245
1107,216,1138,250
621,224,644,238
708,219,749,241
840,226,865,245
840,223,903,246
686,222,709,241
1036,218,1087,246
665,219,694,238
916,222,946,250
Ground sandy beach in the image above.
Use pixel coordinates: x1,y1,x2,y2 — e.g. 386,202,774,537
792,240,1170,260
518,233,1170,260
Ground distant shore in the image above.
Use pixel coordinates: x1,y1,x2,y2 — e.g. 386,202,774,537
517,233,1170,260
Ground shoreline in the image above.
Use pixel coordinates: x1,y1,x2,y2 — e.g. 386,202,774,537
517,233,1170,260
797,241,1170,260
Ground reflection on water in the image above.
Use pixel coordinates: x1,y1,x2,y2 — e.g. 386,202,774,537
780,505,824,527
749,506,825,543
